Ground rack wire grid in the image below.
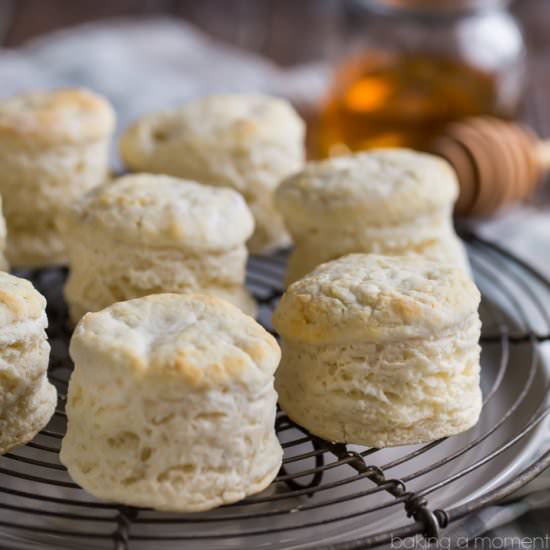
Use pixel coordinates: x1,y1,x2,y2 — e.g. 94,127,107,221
1,233,550,550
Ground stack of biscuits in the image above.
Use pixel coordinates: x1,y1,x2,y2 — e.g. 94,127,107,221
0,87,483,513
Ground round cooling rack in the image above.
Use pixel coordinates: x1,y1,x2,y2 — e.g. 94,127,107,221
1,234,550,550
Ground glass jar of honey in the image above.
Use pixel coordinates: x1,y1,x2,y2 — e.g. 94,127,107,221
318,0,525,157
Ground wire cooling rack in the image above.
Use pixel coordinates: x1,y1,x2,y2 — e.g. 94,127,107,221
1,233,550,550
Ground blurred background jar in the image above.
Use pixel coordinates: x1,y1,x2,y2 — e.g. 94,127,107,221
317,0,526,157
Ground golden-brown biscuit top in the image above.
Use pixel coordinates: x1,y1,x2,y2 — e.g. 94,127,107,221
0,271,46,328
273,253,480,345
0,88,115,144
63,173,254,251
71,293,280,390
120,94,304,157
275,149,458,226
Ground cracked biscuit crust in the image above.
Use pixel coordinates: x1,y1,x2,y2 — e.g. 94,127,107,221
273,253,480,345
63,173,254,252
275,149,458,227
70,293,279,389
0,88,115,145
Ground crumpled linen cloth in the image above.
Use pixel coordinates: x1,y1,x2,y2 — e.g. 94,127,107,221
0,17,326,139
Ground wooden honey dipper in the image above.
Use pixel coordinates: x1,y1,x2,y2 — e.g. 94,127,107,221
431,117,550,217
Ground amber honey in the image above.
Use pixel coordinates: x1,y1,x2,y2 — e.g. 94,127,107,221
318,52,506,157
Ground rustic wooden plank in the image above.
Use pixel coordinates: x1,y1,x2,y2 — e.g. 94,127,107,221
3,0,176,46
1,0,338,65
513,0,550,57
175,0,242,47
2,0,550,66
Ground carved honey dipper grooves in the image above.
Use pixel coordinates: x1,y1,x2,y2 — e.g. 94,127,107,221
431,117,550,217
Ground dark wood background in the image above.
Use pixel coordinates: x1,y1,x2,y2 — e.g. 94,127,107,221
0,0,340,65
0,0,548,143
1,0,549,67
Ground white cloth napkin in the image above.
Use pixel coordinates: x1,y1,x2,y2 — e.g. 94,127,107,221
0,17,327,137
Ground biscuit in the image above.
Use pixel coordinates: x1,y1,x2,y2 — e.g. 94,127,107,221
275,149,469,284
119,94,305,254
273,254,482,448
0,272,56,454
61,174,256,322
0,88,115,267
60,293,282,511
